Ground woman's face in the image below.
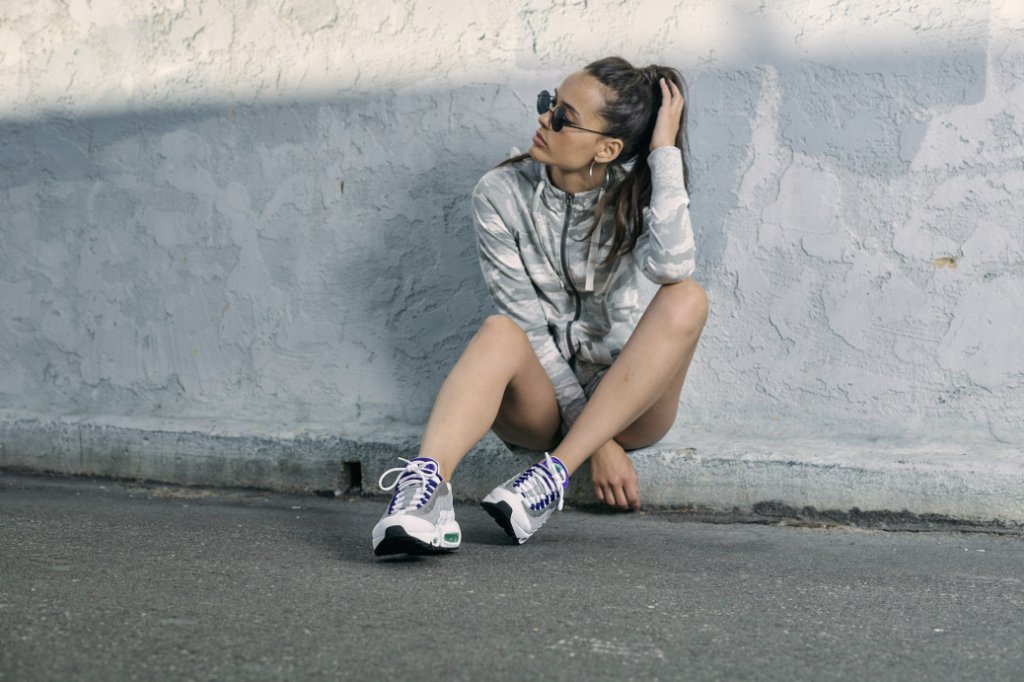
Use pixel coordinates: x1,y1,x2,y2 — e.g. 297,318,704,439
528,71,615,173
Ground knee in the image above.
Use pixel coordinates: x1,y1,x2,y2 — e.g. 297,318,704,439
476,314,530,351
661,279,709,336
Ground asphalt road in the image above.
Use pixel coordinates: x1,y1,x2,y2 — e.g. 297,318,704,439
1,472,1022,681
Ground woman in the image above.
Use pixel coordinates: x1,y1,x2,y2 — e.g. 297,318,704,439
372,56,708,556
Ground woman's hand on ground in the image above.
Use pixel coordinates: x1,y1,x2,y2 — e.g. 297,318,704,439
590,439,640,511
650,77,685,151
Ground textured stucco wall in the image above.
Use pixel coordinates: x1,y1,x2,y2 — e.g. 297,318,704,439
2,0,1023,444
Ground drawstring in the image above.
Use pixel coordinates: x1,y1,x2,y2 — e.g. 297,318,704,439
584,219,602,292
530,176,564,286
531,171,606,293
582,180,608,292
530,178,546,234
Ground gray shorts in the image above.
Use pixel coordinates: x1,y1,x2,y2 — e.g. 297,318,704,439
495,357,611,451
575,358,611,401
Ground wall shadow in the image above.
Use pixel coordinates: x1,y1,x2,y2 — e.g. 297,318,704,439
0,38,999,437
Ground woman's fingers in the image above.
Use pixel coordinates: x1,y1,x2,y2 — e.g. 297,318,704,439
594,479,620,509
663,78,684,109
658,78,684,109
651,78,684,151
594,481,640,511
626,483,641,511
612,485,629,510
673,81,685,109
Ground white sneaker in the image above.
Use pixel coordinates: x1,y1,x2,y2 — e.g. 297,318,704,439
480,453,568,545
371,457,461,556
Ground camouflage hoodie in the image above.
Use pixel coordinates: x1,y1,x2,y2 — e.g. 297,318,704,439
472,145,696,433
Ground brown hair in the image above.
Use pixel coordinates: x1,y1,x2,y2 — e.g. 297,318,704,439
500,56,691,266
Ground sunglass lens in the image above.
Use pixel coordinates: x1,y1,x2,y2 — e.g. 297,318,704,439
551,107,565,132
536,90,551,115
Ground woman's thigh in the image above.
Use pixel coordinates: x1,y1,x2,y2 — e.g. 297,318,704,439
603,366,684,450
485,317,562,452
612,346,694,451
603,283,706,451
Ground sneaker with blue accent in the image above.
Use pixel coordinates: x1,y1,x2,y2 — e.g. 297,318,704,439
371,457,461,557
480,453,569,545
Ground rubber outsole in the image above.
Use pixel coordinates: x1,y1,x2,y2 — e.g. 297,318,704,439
373,525,456,557
481,500,522,544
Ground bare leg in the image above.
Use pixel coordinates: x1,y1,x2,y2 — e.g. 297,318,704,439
418,315,561,480
555,279,708,474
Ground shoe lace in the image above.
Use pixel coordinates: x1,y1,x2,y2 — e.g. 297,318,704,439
512,453,566,512
378,458,440,514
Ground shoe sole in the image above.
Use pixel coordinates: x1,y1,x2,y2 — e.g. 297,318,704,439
481,500,524,544
373,526,457,557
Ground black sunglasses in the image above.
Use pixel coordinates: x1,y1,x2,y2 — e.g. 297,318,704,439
536,90,614,136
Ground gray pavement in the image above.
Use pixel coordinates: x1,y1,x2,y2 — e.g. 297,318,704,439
1,472,1023,682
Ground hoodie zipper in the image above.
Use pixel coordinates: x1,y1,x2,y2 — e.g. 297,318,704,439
560,195,582,371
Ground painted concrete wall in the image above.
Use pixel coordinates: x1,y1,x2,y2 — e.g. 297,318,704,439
2,0,1022,445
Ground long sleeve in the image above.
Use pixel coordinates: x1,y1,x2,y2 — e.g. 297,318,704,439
472,186,588,432
634,145,697,284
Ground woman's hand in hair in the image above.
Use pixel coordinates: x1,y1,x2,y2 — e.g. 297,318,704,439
650,77,685,151
590,439,640,511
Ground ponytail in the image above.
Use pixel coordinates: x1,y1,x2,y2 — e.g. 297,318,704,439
586,57,690,266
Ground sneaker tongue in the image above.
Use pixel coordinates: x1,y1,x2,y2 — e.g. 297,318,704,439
409,457,441,480
391,469,438,512
516,461,562,507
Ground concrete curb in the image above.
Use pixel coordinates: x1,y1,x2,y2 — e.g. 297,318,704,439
1,410,1021,528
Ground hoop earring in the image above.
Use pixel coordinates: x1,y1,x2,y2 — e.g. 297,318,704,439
589,159,596,180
